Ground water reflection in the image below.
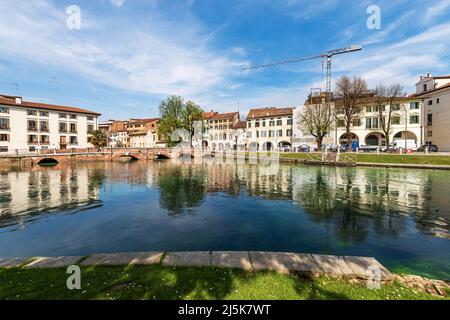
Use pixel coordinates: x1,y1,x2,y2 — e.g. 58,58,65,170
0,165,105,228
0,160,449,278
1,160,449,241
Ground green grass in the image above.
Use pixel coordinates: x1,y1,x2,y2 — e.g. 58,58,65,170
281,153,450,166
0,265,445,300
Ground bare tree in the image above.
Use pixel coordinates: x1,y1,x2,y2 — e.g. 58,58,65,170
298,103,334,150
375,84,404,146
335,76,368,145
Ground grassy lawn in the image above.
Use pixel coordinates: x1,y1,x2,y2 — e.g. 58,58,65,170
281,153,450,166
0,265,446,300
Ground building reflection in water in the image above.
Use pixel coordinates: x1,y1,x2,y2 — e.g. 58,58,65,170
0,165,104,228
0,159,448,241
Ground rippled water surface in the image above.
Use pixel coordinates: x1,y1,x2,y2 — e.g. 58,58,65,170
0,160,449,279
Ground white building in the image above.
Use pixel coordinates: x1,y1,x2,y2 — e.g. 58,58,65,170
246,107,293,151
413,73,450,151
0,94,100,153
332,96,423,148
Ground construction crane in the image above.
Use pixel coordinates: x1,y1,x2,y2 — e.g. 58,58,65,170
243,45,362,98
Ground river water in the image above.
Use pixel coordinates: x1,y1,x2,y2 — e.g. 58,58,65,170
0,159,449,279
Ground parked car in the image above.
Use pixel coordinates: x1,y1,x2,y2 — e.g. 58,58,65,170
296,144,310,152
417,144,439,152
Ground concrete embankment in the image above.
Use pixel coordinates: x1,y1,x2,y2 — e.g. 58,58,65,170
0,251,393,281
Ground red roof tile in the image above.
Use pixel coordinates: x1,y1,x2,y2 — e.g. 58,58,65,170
247,107,293,119
0,95,101,115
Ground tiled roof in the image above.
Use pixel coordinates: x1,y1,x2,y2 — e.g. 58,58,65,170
233,121,246,129
0,95,101,115
331,95,420,107
247,107,293,119
208,112,239,121
203,111,218,119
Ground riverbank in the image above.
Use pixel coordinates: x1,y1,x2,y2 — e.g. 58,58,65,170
0,265,447,300
279,153,450,169
1,251,448,300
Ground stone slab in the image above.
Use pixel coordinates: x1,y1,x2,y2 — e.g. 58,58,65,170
343,256,392,280
81,252,164,266
25,256,82,268
250,252,323,275
162,251,211,267
0,257,29,268
311,254,354,277
211,251,252,270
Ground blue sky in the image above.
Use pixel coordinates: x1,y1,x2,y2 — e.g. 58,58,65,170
0,0,449,120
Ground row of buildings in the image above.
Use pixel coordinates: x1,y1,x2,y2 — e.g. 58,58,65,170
97,74,450,152
1,73,449,153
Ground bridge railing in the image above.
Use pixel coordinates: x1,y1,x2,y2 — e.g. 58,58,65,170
0,147,174,157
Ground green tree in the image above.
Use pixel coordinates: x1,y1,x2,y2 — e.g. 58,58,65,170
158,95,185,145
182,100,204,146
158,95,204,146
90,130,107,149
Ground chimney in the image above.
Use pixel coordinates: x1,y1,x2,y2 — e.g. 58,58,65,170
15,96,22,104
427,72,432,77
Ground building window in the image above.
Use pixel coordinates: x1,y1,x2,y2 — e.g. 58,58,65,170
70,136,78,145
269,120,275,127
427,114,432,126
256,131,260,138
255,121,260,128
276,120,282,126
40,135,50,144
0,134,9,142
0,107,9,114
27,120,38,131
247,121,251,128
391,117,401,125
437,98,440,104
40,121,49,132
247,132,252,138
59,122,67,133
428,100,433,106
277,130,283,137
39,111,49,117
286,129,292,137
261,131,266,138
352,118,361,127
87,116,94,121
427,131,432,137
70,123,77,133
409,115,419,124
27,135,38,144
391,104,400,111
262,121,266,127
423,84,427,92
287,118,293,125
59,113,67,119
366,106,372,113
0,146,8,152
0,118,10,130
27,110,37,116
69,114,77,120
410,102,419,110
87,124,94,134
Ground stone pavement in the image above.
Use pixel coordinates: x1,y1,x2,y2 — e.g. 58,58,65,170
0,251,393,280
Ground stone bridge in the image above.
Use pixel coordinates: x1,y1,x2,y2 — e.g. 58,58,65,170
0,148,178,167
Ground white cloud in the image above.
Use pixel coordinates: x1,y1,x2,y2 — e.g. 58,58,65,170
424,0,450,24
110,0,125,8
0,0,248,101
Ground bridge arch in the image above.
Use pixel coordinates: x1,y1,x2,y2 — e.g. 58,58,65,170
37,158,59,166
